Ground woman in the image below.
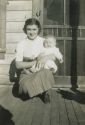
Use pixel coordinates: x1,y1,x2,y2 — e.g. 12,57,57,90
15,18,55,103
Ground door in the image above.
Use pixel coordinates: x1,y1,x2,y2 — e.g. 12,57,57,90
33,0,85,77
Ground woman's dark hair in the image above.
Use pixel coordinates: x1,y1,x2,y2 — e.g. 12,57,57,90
23,18,41,34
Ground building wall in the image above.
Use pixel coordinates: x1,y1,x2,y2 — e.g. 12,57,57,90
6,0,32,55
0,0,33,84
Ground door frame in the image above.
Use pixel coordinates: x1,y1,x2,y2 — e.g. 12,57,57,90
0,0,6,59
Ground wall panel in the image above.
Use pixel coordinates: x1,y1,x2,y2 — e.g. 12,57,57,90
6,33,27,43
6,11,32,21
6,0,32,54
7,1,32,10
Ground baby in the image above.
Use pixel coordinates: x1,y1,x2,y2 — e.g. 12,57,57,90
29,35,63,73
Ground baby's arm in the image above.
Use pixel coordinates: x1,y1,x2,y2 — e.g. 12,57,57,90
55,48,63,63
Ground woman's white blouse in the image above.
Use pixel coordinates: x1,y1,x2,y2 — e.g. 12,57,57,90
16,36,44,61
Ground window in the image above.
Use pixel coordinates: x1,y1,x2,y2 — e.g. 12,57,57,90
43,0,64,25
43,0,85,26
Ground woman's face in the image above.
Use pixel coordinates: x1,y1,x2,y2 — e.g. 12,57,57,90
26,24,39,40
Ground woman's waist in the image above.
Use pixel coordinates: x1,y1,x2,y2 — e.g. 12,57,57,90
23,57,37,62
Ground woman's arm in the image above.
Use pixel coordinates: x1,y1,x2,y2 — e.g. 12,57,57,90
15,60,36,69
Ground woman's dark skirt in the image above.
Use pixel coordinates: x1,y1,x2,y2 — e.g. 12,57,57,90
19,69,55,97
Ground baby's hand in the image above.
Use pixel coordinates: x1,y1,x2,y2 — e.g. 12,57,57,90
59,58,63,63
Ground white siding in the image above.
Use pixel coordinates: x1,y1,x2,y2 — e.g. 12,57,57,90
6,11,32,21
7,1,32,11
6,33,27,43
6,22,24,33
6,0,32,54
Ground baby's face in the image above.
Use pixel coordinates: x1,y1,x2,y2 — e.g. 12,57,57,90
44,37,56,48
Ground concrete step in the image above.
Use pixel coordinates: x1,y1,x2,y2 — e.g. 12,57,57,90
0,75,11,85
5,53,15,61
0,60,10,75
0,53,15,76
0,60,11,85
54,76,85,88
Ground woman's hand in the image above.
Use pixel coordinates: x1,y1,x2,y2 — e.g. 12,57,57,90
36,57,46,69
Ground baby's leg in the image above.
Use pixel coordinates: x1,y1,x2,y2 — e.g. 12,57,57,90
44,60,58,73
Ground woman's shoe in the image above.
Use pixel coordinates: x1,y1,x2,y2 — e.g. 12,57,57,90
39,92,50,103
43,92,50,103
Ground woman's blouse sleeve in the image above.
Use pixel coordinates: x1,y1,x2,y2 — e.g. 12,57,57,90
15,42,24,61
